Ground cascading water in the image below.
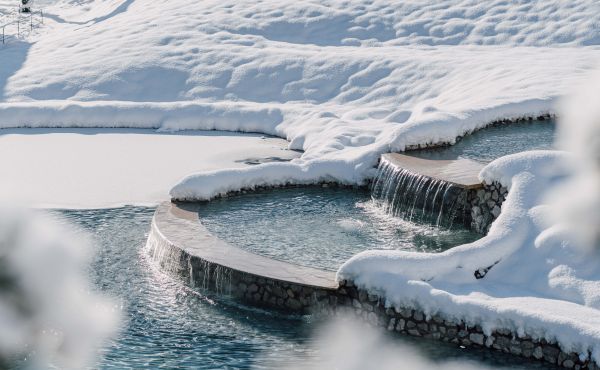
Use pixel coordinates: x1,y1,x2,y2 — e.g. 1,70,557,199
145,223,185,275
371,157,470,228
146,221,234,294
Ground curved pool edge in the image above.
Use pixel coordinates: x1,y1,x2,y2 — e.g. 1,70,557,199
147,201,595,369
147,201,341,313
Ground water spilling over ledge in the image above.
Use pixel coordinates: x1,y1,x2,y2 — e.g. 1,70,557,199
372,154,485,229
144,197,580,370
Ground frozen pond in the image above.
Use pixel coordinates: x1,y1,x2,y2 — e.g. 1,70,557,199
51,207,554,369
0,129,298,208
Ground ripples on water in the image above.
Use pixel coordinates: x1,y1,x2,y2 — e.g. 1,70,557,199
199,188,481,271
54,208,316,369
48,207,553,369
41,122,559,368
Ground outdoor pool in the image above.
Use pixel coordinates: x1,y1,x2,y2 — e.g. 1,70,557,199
51,207,554,369
409,119,556,162
40,119,561,368
198,187,480,271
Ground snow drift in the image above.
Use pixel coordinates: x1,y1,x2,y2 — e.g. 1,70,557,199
0,0,599,198
338,73,600,362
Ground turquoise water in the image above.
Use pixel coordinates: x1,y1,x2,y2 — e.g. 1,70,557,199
409,119,556,162
55,207,315,369
198,187,480,271
52,207,553,369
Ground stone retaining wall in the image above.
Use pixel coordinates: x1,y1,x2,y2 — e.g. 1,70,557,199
199,263,336,313
146,222,338,314
148,202,597,370
193,182,366,202
404,114,554,151
331,280,599,370
468,181,508,233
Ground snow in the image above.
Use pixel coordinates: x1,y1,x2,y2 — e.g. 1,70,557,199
0,207,118,368
0,128,297,208
551,71,600,251
339,150,600,362
0,0,599,364
0,0,597,199
337,71,600,362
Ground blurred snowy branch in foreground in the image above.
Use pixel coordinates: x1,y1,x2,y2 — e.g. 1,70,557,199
0,208,119,369
266,316,491,370
553,69,600,251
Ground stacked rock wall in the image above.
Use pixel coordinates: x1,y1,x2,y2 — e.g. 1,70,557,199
146,224,337,313
468,181,508,234
332,281,599,370
149,202,597,369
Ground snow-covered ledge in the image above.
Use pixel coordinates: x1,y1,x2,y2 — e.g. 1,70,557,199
337,151,600,369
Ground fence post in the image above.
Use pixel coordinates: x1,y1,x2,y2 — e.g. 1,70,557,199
30,12,32,30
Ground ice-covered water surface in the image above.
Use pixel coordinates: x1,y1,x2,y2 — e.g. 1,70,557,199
409,119,556,163
198,188,480,271
51,207,552,369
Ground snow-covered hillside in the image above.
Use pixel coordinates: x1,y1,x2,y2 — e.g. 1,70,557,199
0,0,599,197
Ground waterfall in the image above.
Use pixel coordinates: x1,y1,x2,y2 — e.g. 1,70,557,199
146,221,234,294
145,224,185,275
371,157,470,228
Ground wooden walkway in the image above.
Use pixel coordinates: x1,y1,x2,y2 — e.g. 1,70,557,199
382,153,484,189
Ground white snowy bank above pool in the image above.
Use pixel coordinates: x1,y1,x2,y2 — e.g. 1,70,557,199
0,0,599,201
338,151,600,363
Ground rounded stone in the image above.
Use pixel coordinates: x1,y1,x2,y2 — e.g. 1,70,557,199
491,205,501,218
367,312,379,325
387,318,396,331
413,311,424,321
469,333,485,346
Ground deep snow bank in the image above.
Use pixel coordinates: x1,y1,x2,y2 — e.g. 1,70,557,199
334,62,600,367
0,0,599,199
338,150,600,362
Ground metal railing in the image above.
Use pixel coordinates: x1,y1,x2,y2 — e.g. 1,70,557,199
1,7,43,44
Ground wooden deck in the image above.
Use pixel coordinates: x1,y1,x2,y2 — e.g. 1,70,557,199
382,153,484,189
